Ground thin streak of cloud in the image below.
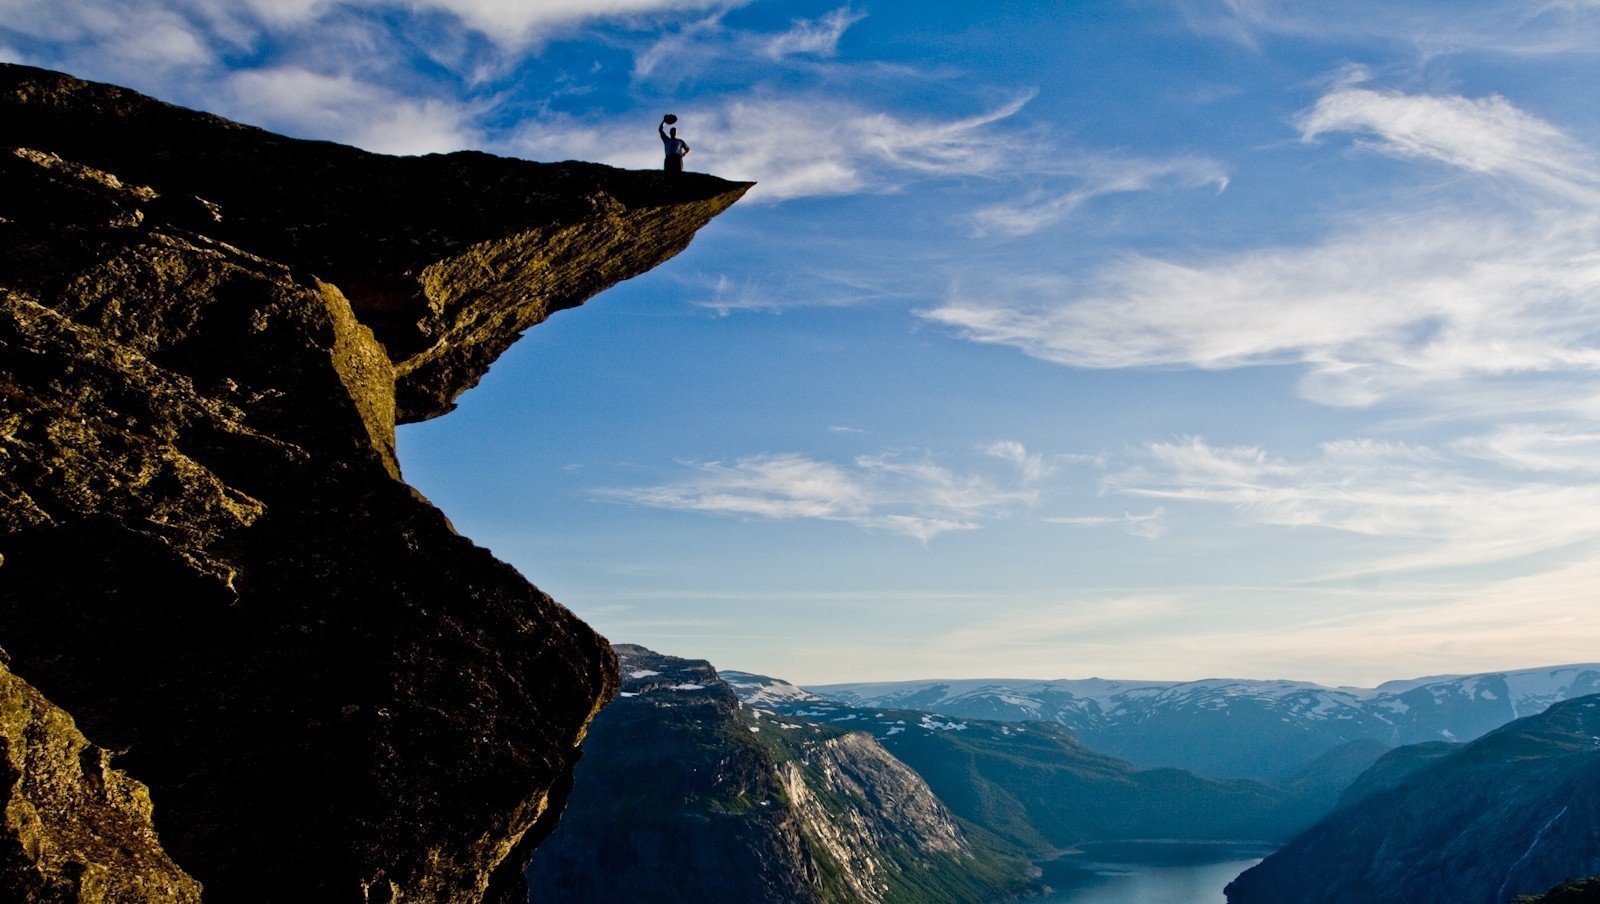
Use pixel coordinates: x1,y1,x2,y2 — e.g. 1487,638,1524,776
1175,0,1600,58
972,155,1229,238
1454,424,1600,473
762,6,865,60
1046,508,1168,539
601,443,1053,541
1109,436,1600,575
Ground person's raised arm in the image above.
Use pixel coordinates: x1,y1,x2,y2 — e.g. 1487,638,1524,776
658,121,668,139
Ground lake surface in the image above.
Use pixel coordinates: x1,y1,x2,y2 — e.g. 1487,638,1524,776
1028,841,1277,904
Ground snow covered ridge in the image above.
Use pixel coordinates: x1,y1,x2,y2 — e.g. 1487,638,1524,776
719,670,825,707
805,664,1600,740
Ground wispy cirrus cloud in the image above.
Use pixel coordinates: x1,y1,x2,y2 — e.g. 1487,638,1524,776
971,154,1229,237
922,84,1600,409
1453,424,1600,473
1176,0,1600,57
1298,77,1600,203
601,443,1055,541
1045,509,1168,539
511,91,1038,201
634,5,865,80
1108,436,1600,575
762,6,865,60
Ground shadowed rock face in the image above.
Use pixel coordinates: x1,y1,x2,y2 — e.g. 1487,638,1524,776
0,661,201,902
0,64,749,901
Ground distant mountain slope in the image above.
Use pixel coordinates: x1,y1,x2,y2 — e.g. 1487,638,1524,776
1333,740,1461,808
525,647,1032,904
733,674,1376,850
1225,695,1600,904
809,664,1600,779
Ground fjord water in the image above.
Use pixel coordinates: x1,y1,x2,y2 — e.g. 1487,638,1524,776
1029,842,1276,904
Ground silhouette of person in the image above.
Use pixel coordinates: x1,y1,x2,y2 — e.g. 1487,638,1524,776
659,118,690,172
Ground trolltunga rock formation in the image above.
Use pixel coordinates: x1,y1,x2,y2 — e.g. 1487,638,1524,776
0,63,750,901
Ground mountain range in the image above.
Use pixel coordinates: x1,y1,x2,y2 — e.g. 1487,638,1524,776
535,655,1600,904
810,665,1600,779
727,670,1371,850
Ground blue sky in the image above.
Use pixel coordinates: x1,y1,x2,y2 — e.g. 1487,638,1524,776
7,0,1600,684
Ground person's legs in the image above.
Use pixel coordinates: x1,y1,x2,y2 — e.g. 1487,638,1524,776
664,155,683,173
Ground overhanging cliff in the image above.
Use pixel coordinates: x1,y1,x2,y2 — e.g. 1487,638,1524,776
0,63,750,902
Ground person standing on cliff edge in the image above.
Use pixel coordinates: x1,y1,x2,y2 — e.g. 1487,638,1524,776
659,115,690,172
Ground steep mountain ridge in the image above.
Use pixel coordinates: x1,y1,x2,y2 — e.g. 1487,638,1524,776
526,647,1030,904
1226,694,1600,904
0,64,748,901
812,664,1600,778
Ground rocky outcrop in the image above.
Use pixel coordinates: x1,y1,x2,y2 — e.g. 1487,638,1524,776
0,63,749,901
0,661,200,902
1226,695,1600,904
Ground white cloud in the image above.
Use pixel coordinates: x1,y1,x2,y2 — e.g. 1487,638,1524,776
762,6,865,59
982,439,1055,482
222,67,481,154
603,444,1051,541
1298,84,1600,203
1177,0,1600,58
1046,508,1168,539
971,155,1229,238
923,85,1600,409
0,0,218,71
1109,436,1600,575
389,0,734,44
1454,424,1600,472
611,453,867,520
925,211,1600,407
509,92,1036,201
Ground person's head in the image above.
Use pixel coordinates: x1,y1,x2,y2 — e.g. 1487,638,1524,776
669,127,678,137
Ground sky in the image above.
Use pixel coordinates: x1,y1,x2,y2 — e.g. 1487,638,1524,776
6,0,1600,686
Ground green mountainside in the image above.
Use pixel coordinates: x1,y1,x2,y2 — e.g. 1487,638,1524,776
1226,695,1600,904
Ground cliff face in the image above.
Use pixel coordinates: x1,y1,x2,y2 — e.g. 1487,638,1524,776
525,647,1032,904
1226,695,1600,904
0,64,749,901
525,647,827,904
777,732,987,904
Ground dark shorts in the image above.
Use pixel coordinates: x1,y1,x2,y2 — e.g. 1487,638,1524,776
664,155,683,173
